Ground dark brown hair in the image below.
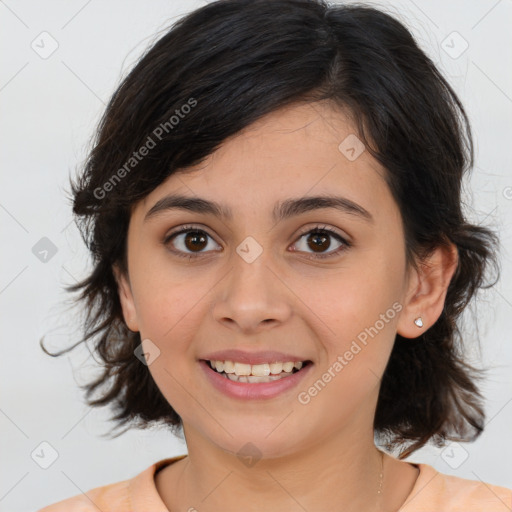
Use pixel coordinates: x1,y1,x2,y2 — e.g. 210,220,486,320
42,0,500,458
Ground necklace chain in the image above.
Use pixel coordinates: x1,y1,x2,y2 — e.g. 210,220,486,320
377,449,384,495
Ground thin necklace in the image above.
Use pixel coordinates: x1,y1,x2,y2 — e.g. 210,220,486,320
376,449,385,511
377,449,384,494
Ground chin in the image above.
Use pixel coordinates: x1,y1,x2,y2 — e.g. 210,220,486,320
199,421,305,462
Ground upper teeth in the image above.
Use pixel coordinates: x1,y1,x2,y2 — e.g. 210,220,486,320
210,360,304,376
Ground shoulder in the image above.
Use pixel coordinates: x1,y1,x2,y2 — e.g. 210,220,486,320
36,478,131,512
401,462,512,511
36,455,187,512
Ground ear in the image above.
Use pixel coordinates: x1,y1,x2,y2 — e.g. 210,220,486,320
113,264,139,332
397,242,458,339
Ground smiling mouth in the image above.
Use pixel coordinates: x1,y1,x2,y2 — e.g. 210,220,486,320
203,359,313,383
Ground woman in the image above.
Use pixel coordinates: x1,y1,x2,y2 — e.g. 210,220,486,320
39,0,511,510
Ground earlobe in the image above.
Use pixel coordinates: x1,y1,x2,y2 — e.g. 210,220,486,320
112,264,140,332
397,243,458,339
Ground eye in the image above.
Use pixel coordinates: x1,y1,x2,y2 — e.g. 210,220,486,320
163,224,350,261
291,225,350,260
163,225,220,260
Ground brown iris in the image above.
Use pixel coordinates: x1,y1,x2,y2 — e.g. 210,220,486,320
307,231,331,253
184,231,208,252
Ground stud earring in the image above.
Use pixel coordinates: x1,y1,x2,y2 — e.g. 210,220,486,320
414,317,423,328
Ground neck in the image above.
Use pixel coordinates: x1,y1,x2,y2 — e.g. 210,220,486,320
160,426,386,512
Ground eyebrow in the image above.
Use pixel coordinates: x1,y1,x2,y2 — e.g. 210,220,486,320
144,193,374,224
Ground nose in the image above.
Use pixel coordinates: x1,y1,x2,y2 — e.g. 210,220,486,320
211,254,293,335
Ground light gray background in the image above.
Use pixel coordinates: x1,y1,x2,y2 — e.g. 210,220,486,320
1,1,511,510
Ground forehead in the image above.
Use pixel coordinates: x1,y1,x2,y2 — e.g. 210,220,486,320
136,101,393,223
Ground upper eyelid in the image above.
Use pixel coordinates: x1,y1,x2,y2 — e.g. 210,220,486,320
296,224,347,238
164,224,216,241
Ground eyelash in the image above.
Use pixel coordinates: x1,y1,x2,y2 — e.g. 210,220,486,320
163,224,351,261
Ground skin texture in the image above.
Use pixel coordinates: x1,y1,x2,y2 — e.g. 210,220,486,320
115,101,458,512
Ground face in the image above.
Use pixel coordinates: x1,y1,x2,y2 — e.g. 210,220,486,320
116,101,420,460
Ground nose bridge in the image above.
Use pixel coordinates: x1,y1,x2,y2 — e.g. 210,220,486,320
212,242,291,331
230,245,279,307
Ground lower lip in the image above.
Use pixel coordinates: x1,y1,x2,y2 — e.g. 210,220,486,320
199,360,313,400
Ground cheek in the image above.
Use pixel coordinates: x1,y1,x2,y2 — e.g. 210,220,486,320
306,251,404,381
130,274,208,417
316,263,401,335
134,276,204,343
128,239,212,338
299,284,401,424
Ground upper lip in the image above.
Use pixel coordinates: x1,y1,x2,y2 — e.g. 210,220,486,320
200,349,311,366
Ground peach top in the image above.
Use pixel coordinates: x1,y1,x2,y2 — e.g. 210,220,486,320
38,454,512,511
